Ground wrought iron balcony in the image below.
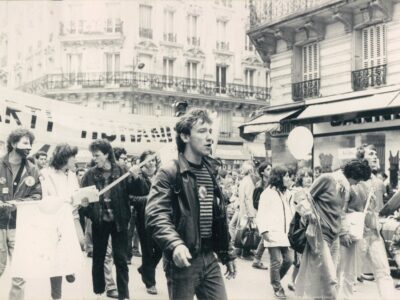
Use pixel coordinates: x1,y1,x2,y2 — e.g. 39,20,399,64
59,20,123,36
216,41,230,51
292,78,320,101
139,27,153,39
18,72,271,103
163,33,177,43
249,0,338,27
352,65,387,91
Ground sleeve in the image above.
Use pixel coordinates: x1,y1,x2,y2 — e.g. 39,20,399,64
145,168,184,258
244,180,256,218
256,190,277,234
310,175,331,200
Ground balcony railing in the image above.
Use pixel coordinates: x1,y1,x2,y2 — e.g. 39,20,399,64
59,20,123,36
352,65,387,91
292,78,320,101
139,27,153,39
18,72,271,102
163,33,177,43
216,41,229,51
249,0,339,27
187,36,200,47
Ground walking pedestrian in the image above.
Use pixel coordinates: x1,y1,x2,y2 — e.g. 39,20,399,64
257,166,293,299
80,139,130,300
145,108,236,300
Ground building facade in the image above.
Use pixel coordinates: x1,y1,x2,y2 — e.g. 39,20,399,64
3,0,270,167
246,0,400,182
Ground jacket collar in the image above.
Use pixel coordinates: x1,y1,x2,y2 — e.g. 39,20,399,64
177,153,216,175
2,153,33,175
92,162,121,180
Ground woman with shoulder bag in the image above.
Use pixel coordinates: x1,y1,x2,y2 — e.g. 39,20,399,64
257,166,293,299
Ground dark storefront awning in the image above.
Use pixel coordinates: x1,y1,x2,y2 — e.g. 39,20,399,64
295,90,400,123
239,109,302,141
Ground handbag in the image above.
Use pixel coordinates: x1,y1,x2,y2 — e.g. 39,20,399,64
345,190,373,241
288,211,308,254
234,217,261,250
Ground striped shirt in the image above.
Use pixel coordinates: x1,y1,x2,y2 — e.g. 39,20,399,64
189,162,214,238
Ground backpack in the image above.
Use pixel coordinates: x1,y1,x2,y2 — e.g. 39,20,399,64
287,212,308,254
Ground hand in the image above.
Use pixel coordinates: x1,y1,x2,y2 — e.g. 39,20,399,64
340,234,353,247
129,166,141,178
172,244,192,268
304,211,317,224
225,260,237,280
80,197,89,208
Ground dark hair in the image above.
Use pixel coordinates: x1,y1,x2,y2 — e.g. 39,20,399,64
296,167,313,187
257,161,272,177
113,147,127,160
356,144,376,160
287,166,297,178
89,139,116,163
35,151,47,159
268,165,288,193
49,144,78,170
139,150,155,163
26,156,36,164
7,128,35,152
314,166,322,172
343,159,371,181
174,108,212,153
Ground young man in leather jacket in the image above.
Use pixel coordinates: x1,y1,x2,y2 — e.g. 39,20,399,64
145,108,236,300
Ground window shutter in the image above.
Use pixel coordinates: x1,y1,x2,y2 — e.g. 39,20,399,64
302,42,319,81
362,23,386,69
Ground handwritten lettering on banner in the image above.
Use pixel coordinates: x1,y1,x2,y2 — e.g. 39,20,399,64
10,201,84,278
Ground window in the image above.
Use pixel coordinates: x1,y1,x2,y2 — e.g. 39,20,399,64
218,110,232,136
105,53,120,83
245,34,254,51
245,69,255,88
163,58,174,79
187,62,198,80
67,53,82,84
362,23,386,68
187,15,199,46
302,42,319,81
139,5,152,39
215,0,232,7
216,20,228,50
164,10,176,42
216,65,227,94
105,3,121,33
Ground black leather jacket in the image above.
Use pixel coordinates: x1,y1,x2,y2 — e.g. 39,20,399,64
145,154,235,265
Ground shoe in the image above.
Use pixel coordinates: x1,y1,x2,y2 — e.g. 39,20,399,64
252,261,268,270
395,282,400,290
357,276,364,283
65,274,75,283
274,288,286,299
146,286,158,295
287,283,295,292
106,289,119,299
361,273,375,281
87,251,93,258
132,249,142,257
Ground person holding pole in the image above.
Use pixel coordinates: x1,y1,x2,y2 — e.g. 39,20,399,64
80,139,131,300
0,128,42,300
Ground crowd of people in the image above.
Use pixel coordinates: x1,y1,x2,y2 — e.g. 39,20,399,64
0,107,400,300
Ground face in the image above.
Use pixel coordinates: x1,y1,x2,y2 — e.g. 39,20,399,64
13,136,32,157
142,156,157,177
314,169,321,178
37,155,47,168
66,156,77,172
364,148,379,170
92,150,109,168
283,172,292,188
181,120,213,157
77,170,85,180
118,154,128,167
302,173,313,188
263,165,272,182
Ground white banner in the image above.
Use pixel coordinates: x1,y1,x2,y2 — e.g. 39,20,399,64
10,201,84,278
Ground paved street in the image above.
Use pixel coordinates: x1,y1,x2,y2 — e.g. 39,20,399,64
1,251,400,300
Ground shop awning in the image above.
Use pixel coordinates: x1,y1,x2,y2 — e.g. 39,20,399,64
214,145,251,161
239,109,302,141
295,90,400,123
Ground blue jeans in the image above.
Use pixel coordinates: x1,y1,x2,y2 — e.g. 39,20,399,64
165,251,227,300
268,247,293,291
